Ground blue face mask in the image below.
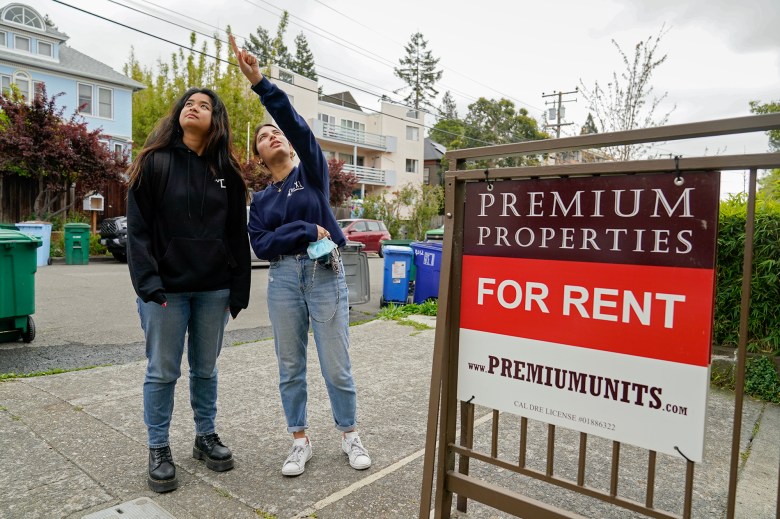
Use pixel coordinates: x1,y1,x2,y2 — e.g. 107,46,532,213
307,237,337,259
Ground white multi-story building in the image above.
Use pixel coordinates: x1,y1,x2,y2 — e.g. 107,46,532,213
265,65,425,199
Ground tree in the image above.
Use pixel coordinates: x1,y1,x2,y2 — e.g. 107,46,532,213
124,29,264,161
246,11,292,70
750,99,780,151
579,27,674,161
394,32,443,111
361,183,443,240
438,90,458,119
580,113,598,135
429,118,467,150
749,100,780,201
463,97,549,167
291,32,317,81
327,158,357,207
0,86,127,218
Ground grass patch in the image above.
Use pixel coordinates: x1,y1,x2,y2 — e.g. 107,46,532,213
710,356,780,404
214,487,231,498
0,365,101,380
398,319,433,331
378,300,438,320
255,511,278,519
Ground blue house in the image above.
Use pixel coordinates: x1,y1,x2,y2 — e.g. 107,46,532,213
0,2,143,155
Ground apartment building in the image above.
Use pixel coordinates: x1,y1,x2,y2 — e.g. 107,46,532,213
265,65,425,199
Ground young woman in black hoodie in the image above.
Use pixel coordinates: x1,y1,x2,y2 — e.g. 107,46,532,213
126,88,250,493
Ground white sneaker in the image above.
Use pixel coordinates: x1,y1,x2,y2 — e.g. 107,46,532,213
282,438,312,476
341,433,371,470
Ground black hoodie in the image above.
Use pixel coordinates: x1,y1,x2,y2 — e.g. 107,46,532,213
127,141,250,317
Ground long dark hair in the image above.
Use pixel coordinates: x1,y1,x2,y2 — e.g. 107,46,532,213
128,87,244,190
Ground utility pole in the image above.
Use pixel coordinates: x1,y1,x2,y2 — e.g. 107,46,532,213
542,88,578,138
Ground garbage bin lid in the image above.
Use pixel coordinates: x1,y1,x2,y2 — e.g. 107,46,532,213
0,228,43,247
343,241,365,251
383,244,414,254
411,241,443,251
63,222,91,229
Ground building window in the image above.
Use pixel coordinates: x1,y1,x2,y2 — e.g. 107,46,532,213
279,70,294,84
406,109,419,119
32,80,44,98
341,119,365,132
37,41,52,57
423,167,430,184
78,83,92,114
14,35,30,52
1,74,10,94
3,6,45,29
98,87,112,118
405,159,418,173
318,113,335,124
13,71,31,98
114,143,124,156
0,31,6,47
406,126,419,141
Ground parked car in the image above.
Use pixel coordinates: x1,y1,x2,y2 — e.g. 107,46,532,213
99,216,128,262
337,218,391,257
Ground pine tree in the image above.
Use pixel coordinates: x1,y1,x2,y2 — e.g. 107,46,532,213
438,90,458,119
291,32,317,81
246,27,273,67
246,12,292,70
394,32,443,111
580,113,598,135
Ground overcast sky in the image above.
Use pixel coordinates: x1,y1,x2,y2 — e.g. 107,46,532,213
18,0,780,196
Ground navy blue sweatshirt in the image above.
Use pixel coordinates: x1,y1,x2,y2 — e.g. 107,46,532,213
127,141,251,317
247,77,346,260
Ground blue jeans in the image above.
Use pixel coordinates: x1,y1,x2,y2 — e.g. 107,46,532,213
267,255,357,433
137,289,230,448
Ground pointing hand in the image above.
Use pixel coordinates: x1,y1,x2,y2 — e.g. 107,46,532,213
229,34,263,85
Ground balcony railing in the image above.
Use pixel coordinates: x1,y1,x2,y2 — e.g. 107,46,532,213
343,164,388,186
314,120,395,151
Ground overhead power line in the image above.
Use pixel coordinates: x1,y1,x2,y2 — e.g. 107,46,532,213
52,0,500,147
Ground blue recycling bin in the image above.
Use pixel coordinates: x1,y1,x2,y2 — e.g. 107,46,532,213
411,241,443,304
381,245,413,306
15,221,52,267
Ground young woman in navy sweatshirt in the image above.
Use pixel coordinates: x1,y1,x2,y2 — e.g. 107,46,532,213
126,87,250,492
230,35,371,477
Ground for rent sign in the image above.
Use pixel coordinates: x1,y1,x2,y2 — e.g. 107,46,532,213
456,171,720,461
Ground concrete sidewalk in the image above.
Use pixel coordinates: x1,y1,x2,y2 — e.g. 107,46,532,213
0,318,777,518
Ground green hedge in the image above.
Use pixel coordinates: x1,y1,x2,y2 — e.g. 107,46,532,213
715,195,780,354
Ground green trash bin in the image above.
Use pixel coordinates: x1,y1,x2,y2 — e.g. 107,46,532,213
63,223,91,265
0,229,41,343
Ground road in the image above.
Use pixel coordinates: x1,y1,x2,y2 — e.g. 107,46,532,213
0,255,387,375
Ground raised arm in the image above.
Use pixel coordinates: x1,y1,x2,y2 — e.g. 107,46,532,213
230,34,328,192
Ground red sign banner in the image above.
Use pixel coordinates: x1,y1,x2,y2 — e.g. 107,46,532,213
456,171,720,461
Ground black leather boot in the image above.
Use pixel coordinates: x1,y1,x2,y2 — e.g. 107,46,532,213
148,446,178,493
193,433,234,472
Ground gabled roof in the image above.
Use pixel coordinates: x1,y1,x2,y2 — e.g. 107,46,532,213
424,138,446,161
320,91,362,112
0,45,145,90
0,3,68,40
